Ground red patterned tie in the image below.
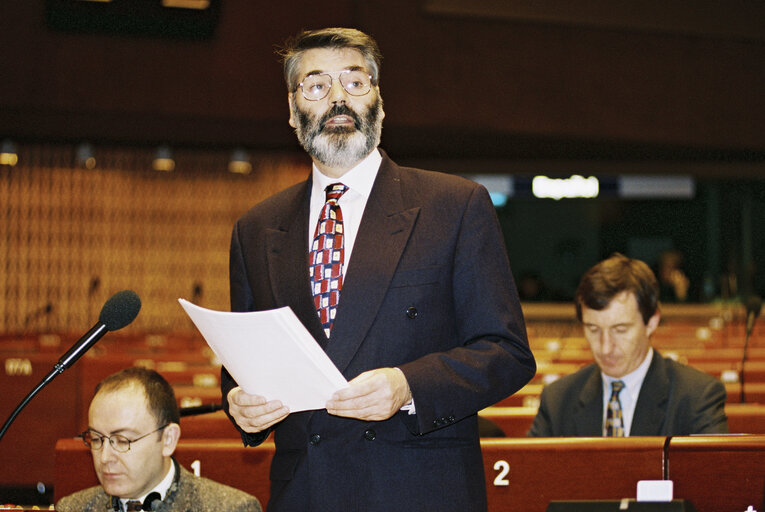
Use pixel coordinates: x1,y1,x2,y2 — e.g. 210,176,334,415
309,183,349,337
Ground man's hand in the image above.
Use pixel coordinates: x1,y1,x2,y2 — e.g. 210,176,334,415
326,367,412,421
227,386,290,433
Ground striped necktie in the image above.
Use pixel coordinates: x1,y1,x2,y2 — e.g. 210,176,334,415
309,183,349,337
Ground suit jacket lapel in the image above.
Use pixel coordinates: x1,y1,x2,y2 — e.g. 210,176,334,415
573,367,605,436
326,157,419,373
631,351,669,435
264,179,329,349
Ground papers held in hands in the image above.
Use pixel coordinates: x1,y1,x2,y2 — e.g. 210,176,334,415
178,299,348,412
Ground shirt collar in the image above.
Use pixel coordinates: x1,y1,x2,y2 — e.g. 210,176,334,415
311,148,381,200
121,460,175,510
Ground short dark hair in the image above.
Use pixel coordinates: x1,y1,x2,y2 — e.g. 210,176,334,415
575,253,659,324
278,27,382,93
94,367,180,426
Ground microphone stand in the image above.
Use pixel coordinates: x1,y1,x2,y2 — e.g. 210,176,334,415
0,324,108,442
0,363,65,441
740,329,751,403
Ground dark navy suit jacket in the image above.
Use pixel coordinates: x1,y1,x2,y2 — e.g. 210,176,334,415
527,350,729,437
221,152,535,511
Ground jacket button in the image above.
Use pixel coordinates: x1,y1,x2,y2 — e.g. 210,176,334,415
363,429,376,441
448,415,455,423
309,434,321,446
406,306,418,319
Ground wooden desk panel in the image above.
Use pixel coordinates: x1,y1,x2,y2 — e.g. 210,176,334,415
179,410,240,438
481,437,666,512
494,384,544,408
57,437,665,512
667,435,765,512
726,403,765,433
479,407,535,437
55,432,765,511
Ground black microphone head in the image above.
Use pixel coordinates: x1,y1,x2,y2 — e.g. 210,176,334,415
747,295,762,318
99,290,141,331
143,491,162,511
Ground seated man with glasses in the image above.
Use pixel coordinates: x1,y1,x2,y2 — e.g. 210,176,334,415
57,367,262,512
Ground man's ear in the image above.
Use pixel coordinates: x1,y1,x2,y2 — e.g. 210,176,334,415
288,93,296,128
646,311,661,337
161,423,181,457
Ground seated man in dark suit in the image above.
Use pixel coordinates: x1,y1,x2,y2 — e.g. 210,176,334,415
57,367,262,512
528,253,728,437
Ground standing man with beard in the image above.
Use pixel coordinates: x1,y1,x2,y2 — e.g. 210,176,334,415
222,27,535,511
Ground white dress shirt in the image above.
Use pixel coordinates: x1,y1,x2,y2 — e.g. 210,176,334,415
308,149,381,275
601,347,653,436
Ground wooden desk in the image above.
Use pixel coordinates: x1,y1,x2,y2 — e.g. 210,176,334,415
481,437,666,512
494,384,544,407
56,437,665,512
53,434,765,512
667,434,765,512
179,410,240,438
725,403,765,433
479,407,536,437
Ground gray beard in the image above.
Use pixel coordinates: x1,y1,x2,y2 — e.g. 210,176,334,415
293,96,383,169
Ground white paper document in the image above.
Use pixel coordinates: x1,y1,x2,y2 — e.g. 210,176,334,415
178,299,348,412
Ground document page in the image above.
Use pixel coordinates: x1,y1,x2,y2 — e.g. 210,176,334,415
178,299,348,412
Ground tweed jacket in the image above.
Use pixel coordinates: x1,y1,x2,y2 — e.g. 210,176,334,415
56,460,262,512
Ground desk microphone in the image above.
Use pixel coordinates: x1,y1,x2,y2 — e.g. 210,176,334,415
740,295,762,403
0,290,141,441
144,492,162,511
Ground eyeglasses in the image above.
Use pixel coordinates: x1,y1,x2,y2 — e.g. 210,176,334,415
79,425,168,453
297,69,373,101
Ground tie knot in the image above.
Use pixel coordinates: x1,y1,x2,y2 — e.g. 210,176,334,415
610,380,625,395
325,183,348,203
126,500,143,511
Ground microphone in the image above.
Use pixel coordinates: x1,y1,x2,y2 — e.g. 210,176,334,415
179,402,223,417
0,290,141,442
56,290,141,371
143,492,162,511
740,295,762,403
745,295,762,337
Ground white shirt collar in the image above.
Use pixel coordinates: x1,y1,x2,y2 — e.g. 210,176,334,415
601,347,654,436
311,148,381,201
121,459,175,510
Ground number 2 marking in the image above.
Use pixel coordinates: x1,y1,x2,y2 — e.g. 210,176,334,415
493,460,510,486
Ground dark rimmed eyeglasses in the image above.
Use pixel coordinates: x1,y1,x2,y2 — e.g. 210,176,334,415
297,69,373,101
78,424,168,453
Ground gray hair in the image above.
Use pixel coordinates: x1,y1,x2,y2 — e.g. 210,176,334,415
278,27,382,93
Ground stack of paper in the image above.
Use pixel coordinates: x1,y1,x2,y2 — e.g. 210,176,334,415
178,299,348,412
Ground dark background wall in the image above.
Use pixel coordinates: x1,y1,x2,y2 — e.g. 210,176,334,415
2,0,764,162
1,0,764,304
